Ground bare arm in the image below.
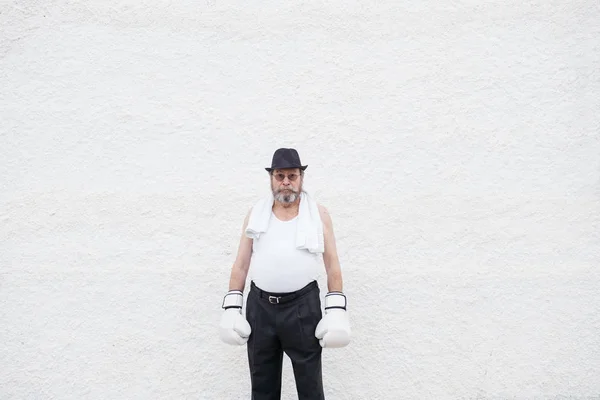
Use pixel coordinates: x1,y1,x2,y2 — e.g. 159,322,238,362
227,209,253,292
318,204,344,292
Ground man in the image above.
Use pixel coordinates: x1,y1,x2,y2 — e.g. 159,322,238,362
219,148,351,400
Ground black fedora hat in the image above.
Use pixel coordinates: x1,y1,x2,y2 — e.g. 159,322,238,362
265,148,308,172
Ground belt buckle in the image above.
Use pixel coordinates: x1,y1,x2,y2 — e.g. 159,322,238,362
268,296,281,304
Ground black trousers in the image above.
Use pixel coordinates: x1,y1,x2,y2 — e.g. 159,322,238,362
246,280,325,400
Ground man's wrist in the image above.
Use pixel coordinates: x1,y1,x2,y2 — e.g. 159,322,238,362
324,291,347,311
222,290,243,309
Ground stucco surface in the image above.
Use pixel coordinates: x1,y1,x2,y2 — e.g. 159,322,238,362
1,1,599,399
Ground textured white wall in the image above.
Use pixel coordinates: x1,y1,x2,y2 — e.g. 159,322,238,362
2,1,599,399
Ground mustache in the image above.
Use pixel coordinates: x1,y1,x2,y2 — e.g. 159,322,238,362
274,187,299,193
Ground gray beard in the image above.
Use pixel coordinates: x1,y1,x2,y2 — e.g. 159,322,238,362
273,189,300,204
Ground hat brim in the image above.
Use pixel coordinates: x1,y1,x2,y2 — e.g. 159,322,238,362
265,165,308,172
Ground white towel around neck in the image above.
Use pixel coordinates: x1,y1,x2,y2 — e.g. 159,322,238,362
245,191,324,254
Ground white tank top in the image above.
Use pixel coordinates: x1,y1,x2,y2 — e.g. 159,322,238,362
248,212,321,293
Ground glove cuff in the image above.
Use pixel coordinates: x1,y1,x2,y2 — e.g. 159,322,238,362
324,291,347,310
222,290,243,309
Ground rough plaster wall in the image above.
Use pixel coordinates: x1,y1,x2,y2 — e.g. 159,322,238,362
1,1,600,399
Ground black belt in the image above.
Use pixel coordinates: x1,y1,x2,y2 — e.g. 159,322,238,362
251,280,318,305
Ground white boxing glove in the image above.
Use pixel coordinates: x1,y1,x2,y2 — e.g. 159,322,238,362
219,290,251,345
315,291,351,348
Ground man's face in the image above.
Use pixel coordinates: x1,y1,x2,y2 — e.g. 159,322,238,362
271,168,302,204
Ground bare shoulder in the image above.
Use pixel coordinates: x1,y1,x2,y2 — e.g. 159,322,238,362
232,207,253,270
317,203,333,227
239,207,254,238
317,203,339,258
238,208,253,246
243,207,252,226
